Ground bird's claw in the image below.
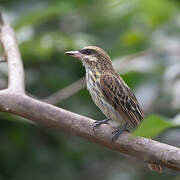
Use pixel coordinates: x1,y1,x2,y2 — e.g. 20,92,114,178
112,125,129,142
92,121,101,131
92,119,109,131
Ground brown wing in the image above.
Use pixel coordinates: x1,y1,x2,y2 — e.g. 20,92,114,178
100,74,144,128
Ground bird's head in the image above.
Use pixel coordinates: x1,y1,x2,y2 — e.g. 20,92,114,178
65,46,113,70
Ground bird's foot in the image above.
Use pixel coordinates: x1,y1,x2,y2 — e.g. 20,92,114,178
92,118,110,131
112,123,129,142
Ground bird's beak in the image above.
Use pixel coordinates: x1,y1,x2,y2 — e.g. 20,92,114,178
64,51,82,59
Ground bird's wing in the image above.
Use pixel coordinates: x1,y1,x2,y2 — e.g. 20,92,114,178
100,74,144,128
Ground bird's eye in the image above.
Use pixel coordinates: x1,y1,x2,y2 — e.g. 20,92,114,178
80,49,94,55
85,49,92,55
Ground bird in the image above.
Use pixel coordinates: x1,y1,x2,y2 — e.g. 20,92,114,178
65,46,162,173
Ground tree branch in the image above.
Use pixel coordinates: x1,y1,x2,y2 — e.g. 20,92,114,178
0,13,25,93
0,91,180,171
0,12,180,172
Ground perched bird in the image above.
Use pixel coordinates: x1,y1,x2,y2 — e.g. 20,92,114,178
65,46,162,173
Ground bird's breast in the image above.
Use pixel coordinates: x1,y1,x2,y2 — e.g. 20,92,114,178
85,69,123,127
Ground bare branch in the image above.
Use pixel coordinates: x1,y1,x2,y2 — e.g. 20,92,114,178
44,77,86,105
0,91,180,171
0,15,25,93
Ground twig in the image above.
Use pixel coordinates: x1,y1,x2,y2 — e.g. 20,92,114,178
43,77,86,105
0,12,180,172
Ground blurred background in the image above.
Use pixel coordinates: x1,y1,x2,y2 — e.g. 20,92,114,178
0,0,180,179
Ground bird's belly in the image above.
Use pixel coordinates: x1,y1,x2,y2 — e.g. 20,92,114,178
87,83,123,128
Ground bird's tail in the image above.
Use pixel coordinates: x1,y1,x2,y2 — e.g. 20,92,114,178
148,163,162,173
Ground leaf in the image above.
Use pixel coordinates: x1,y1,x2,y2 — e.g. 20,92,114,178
133,114,174,138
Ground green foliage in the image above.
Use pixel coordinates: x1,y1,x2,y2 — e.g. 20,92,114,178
121,71,148,89
14,3,70,30
133,114,174,138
